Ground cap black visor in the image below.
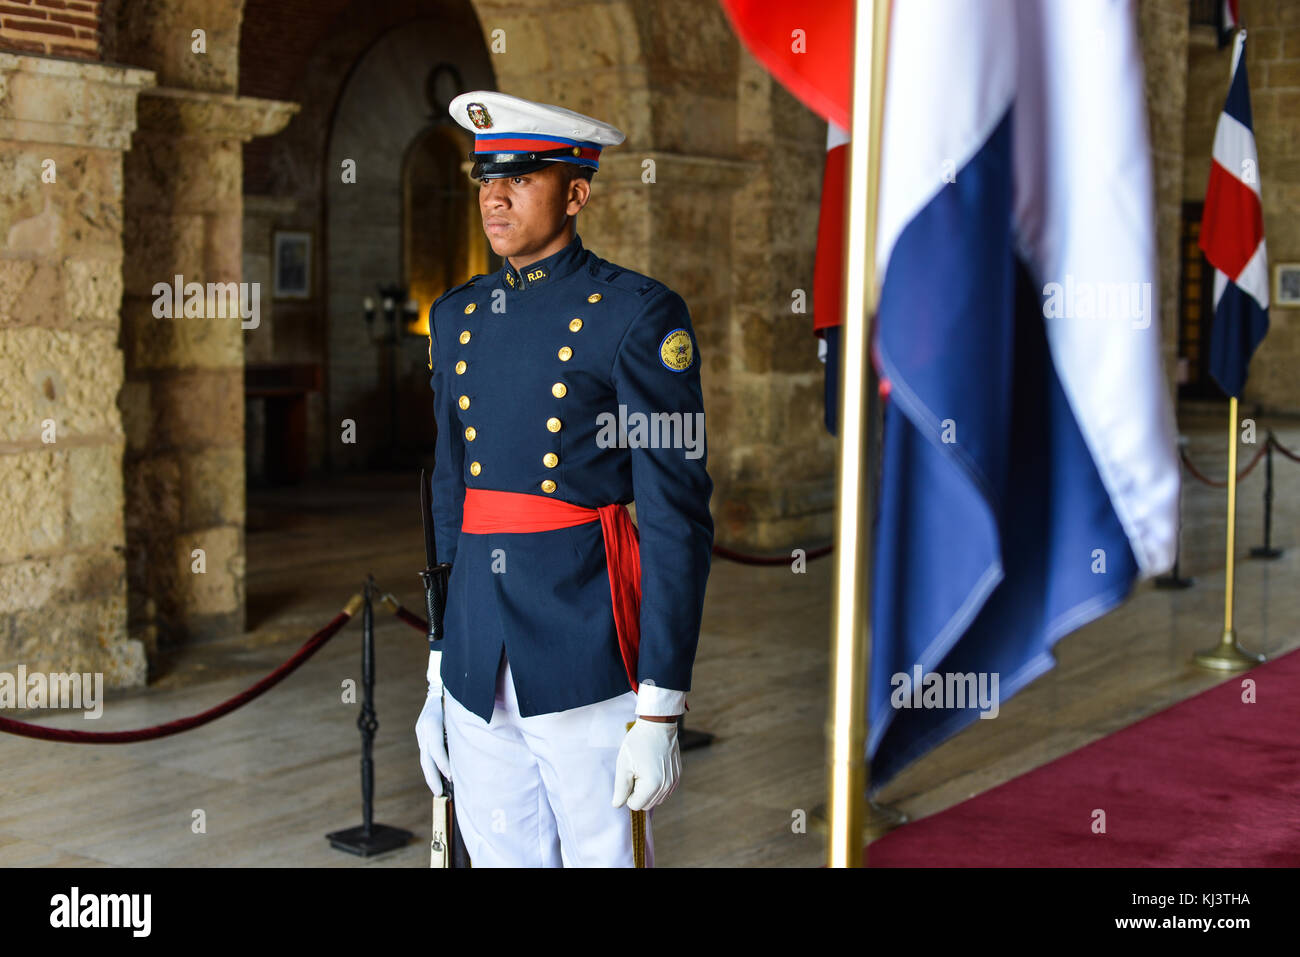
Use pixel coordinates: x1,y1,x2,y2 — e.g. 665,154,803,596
470,146,595,180
472,158,550,179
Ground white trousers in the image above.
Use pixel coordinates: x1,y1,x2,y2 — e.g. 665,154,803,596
443,651,655,867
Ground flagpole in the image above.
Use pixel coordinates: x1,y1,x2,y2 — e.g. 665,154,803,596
1194,395,1264,670
826,0,891,868
1194,28,1263,673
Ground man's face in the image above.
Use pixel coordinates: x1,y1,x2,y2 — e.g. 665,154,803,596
478,164,589,261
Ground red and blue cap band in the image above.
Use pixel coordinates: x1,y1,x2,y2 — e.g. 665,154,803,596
472,131,603,169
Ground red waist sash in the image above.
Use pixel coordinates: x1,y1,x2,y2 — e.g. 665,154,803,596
460,487,642,693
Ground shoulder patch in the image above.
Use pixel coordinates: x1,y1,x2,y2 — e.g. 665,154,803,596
659,328,694,372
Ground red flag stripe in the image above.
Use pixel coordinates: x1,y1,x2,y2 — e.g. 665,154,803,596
813,140,849,332
1200,159,1264,281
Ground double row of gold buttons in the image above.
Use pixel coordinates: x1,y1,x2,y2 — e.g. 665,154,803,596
454,293,602,493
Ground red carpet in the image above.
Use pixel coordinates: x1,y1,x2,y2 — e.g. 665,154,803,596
866,646,1300,866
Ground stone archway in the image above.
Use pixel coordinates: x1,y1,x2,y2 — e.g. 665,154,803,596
319,12,496,470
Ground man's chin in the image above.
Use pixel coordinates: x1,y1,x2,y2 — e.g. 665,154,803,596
485,233,517,258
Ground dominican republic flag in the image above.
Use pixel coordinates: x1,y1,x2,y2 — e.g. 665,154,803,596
725,0,1181,792
1199,29,1269,398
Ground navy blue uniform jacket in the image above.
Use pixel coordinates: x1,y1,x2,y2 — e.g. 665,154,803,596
428,233,714,722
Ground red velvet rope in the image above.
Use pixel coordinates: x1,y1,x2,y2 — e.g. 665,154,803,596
0,597,361,744
712,542,833,565
390,603,428,633
1269,434,1300,464
386,597,429,634
1180,444,1269,488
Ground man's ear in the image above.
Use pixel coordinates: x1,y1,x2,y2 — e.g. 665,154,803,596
566,174,591,217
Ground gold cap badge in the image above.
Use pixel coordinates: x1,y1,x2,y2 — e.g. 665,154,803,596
466,102,493,129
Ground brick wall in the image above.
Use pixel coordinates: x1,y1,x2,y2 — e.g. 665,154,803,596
0,0,103,61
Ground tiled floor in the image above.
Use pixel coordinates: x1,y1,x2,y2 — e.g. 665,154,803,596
1,413,1295,867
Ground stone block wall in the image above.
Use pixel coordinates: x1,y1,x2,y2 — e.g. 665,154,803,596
117,89,296,650
105,0,295,650
1139,0,1190,398
721,54,830,551
0,52,152,685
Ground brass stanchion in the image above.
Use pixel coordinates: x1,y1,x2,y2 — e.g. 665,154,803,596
1194,397,1265,671
826,0,891,869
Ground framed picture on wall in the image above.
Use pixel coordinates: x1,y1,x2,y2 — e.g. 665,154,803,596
1275,263,1300,308
273,230,313,300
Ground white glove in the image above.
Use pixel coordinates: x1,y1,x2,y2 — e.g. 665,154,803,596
415,649,451,797
611,717,681,811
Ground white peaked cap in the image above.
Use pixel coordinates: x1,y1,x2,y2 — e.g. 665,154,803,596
449,90,625,178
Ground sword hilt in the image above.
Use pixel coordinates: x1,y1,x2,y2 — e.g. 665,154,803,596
626,720,648,868
419,562,452,648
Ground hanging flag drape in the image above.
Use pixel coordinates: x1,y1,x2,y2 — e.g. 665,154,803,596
722,0,1181,791
866,0,1181,789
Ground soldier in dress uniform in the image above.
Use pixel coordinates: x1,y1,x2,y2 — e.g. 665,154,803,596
414,91,714,867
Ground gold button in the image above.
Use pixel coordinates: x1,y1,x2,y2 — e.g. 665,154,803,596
551,382,567,398
557,346,573,361
546,416,561,432
569,318,583,332
587,293,602,303
458,395,470,410
470,461,481,476
455,360,467,374
541,479,556,493
459,330,471,344
464,303,477,314
543,452,558,468
572,146,581,156
464,426,477,441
